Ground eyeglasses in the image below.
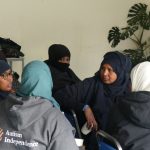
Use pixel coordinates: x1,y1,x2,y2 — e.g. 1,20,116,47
0,70,13,80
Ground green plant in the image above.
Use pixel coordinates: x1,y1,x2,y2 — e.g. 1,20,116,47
108,3,150,66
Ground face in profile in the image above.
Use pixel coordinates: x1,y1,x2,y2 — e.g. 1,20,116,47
0,69,13,92
58,56,70,64
100,64,117,84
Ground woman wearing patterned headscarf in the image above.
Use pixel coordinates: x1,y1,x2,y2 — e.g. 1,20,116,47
54,51,132,150
44,44,80,94
107,61,150,150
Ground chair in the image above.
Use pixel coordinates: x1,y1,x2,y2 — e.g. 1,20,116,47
97,130,122,150
70,110,85,150
71,110,82,138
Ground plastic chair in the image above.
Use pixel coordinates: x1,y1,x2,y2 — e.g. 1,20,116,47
97,130,122,150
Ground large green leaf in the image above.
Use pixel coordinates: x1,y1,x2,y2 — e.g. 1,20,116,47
108,26,138,48
127,3,150,30
107,2,150,66
120,26,138,40
140,13,150,30
108,27,121,47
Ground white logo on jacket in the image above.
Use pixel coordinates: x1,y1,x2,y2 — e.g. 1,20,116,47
0,128,38,148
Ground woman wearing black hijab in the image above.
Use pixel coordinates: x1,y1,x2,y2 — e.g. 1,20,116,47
44,44,80,94
54,51,132,150
0,60,13,100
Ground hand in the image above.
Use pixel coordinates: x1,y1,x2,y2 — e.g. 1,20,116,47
83,106,98,131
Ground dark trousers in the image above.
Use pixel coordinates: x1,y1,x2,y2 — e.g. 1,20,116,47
83,131,99,150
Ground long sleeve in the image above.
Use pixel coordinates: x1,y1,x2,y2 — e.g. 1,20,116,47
54,77,96,112
47,128,79,150
47,110,79,150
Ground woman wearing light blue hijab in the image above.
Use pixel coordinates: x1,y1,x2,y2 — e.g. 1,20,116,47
17,60,60,109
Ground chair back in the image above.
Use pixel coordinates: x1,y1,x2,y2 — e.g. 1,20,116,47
97,130,122,150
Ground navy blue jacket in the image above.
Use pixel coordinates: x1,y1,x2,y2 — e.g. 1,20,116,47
54,75,129,129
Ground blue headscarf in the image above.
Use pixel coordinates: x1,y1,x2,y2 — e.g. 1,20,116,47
17,60,60,109
99,51,132,97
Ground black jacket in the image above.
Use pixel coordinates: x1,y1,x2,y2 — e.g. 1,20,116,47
0,91,9,101
44,60,80,94
51,65,80,93
107,91,150,150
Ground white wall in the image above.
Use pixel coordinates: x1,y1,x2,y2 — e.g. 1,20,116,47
0,0,149,79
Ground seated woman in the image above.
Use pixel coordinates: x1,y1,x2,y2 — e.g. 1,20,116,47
44,44,81,137
0,60,13,100
107,61,150,150
0,53,20,93
44,44,80,94
54,51,132,150
0,60,79,150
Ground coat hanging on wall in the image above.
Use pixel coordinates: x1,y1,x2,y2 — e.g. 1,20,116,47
0,37,24,58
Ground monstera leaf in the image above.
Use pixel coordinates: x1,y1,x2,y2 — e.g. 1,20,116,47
108,27,121,47
127,3,150,30
108,3,150,66
120,26,138,40
108,26,138,47
140,13,150,30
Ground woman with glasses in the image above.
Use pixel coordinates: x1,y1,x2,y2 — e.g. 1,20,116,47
0,60,13,100
0,60,79,150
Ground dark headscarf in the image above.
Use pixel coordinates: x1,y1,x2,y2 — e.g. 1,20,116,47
46,44,71,71
44,44,80,94
90,51,132,129
48,44,71,61
0,60,10,75
0,60,11,100
98,51,132,98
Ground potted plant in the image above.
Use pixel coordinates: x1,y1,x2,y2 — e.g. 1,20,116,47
108,3,150,67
